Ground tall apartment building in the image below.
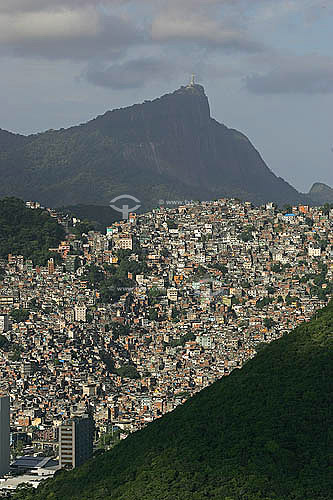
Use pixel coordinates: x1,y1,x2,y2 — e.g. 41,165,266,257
113,234,133,251
0,395,10,477
47,258,55,275
74,304,87,322
59,415,93,469
0,314,9,333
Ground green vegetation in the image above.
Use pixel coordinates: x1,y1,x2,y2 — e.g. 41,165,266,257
0,335,9,350
240,229,253,242
10,309,30,323
271,262,283,273
263,317,276,329
98,428,121,451
285,293,298,306
321,203,333,215
59,205,120,232
0,198,65,265
10,347,23,362
148,287,165,305
256,297,273,309
14,302,333,500
212,263,228,274
72,221,95,240
282,204,293,214
148,308,158,321
12,440,25,459
169,332,195,348
84,250,147,303
0,89,307,211
166,219,178,229
110,322,130,340
115,364,140,379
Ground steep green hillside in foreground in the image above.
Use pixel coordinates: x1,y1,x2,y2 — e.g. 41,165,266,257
15,302,332,500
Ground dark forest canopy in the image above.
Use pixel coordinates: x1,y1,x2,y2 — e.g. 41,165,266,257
59,204,119,232
14,301,333,500
0,197,65,265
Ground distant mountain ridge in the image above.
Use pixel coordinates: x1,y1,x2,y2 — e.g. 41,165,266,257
307,182,333,205
0,84,317,209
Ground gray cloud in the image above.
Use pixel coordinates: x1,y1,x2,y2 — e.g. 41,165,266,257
0,0,282,65
0,1,125,13
246,56,333,94
85,55,241,90
151,2,265,53
85,58,172,89
152,15,263,52
0,8,143,60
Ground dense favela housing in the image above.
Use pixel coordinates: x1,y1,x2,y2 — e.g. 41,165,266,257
1,198,333,491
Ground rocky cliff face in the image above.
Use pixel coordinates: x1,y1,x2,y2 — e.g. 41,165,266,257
0,85,306,208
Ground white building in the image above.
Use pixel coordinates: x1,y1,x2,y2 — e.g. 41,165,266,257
0,395,10,477
167,288,178,302
0,314,8,333
74,304,87,322
113,234,133,250
308,245,321,258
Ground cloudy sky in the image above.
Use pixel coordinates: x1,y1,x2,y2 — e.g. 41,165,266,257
1,0,332,192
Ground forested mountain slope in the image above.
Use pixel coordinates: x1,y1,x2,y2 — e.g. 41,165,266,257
0,85,307,210
0,198,65,265
15,300,333,500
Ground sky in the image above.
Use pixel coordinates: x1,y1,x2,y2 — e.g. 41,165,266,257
0,0,332,192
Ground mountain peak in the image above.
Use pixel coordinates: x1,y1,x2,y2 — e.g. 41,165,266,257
308,182,333,204
309,182,333,194
0,84,306,208
176,82,206,95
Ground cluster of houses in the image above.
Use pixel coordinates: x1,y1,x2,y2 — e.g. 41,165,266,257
0,198,332,464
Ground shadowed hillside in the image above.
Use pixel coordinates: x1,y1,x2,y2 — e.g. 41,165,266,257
0,85,308,210
0,198,65,265
15,300,333,500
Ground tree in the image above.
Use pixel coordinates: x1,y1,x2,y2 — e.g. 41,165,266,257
110,322,130,340
264,318,276,329
0,197,66,265
115,364,140,379
148,287,164,306
271,263,282,273
10,309,30,323
0,335,9,350
72,221,95,239
12,439,24,458
256,297,272,309
148,309,158,321
285,293,297,306
240,231,253,242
